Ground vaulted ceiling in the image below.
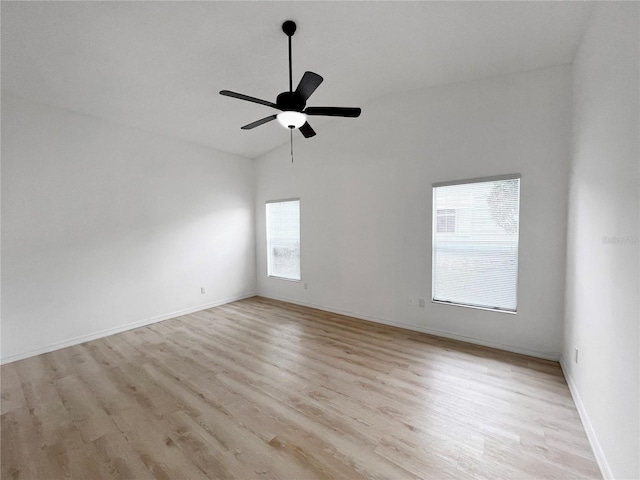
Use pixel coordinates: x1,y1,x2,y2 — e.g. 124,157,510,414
1,1,592,159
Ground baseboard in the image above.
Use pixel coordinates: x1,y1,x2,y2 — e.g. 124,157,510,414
0,292,257,365
560,358,612,480
259,294,560,361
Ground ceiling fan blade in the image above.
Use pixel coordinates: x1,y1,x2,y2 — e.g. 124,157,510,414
299,122,316,138
220,90,278,109
305,107,361,117
241,115,277,130
294,72,323,102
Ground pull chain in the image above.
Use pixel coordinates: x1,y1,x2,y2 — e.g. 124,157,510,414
290,128,294,163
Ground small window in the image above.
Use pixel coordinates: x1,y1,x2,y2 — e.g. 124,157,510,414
432,175,520,312
436,209,456,233
266,199,300,281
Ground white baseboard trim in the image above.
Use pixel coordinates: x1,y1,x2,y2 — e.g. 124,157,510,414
260,294,560,361
559,357,611,480
1,292,257,365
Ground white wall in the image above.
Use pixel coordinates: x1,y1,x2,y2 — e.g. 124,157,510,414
1,93,256,363
563,3,639,479
255,65,572,359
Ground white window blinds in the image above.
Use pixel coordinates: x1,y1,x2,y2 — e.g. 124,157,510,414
432,175,520,312
266,199,300,281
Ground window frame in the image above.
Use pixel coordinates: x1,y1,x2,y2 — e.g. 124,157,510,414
265,198,301,282
431,174,521,314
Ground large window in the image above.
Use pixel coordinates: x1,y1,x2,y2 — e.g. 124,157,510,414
432,175,520,312
266,199,300,281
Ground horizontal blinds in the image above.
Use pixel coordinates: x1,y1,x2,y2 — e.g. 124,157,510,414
432,177,520,312
266,200,300,280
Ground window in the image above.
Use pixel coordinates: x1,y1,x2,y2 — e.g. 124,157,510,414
432,175,520,312
266,199,300,280
436,209,456,233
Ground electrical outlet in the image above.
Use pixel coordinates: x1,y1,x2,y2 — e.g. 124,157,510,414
304,283,308,290
574,347,579,364
407,298,414,307
418,298,425,308
201,286,206,294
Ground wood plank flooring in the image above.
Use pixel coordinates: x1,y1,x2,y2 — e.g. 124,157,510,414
1,296,601,479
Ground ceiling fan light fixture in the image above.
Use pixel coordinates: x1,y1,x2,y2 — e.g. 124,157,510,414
277,111,307,129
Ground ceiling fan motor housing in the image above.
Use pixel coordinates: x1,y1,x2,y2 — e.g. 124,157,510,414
276,91,306,112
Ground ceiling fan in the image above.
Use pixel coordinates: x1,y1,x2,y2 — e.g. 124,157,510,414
220,20,361,139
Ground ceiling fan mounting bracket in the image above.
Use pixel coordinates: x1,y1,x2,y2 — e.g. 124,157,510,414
282,20,296,37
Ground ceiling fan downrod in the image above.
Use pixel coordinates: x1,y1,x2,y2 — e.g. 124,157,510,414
282,20,296,93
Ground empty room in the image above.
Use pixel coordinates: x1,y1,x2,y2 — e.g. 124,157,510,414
1,1,638,479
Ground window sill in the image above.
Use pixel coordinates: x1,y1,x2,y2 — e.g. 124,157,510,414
267,275,301,282
431,299,517,315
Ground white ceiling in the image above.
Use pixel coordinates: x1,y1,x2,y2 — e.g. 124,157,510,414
2,1,593,159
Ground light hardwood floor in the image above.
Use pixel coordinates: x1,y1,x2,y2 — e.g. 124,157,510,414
2,296,601,479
